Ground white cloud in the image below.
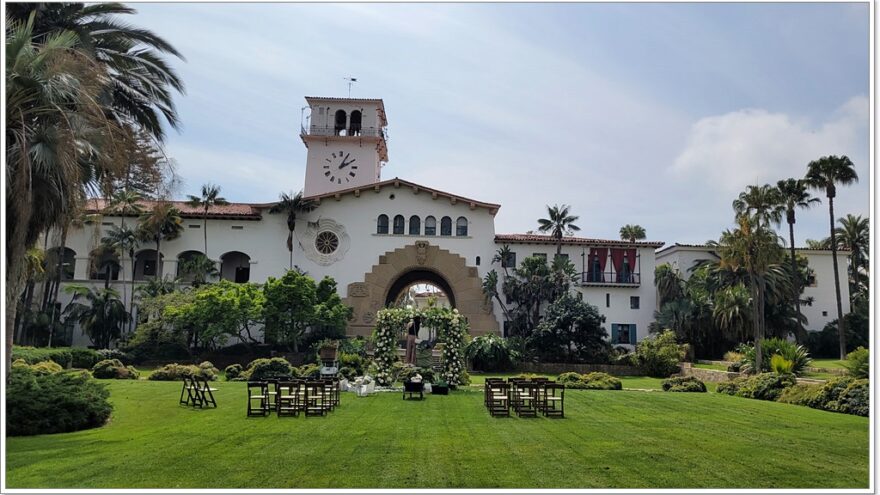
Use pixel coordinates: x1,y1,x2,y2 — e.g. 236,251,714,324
671,95,868,194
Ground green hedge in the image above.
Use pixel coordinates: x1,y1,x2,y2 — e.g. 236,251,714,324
91,359,139,380
555,371,622,390
662,376,707,392
12,346,103,369
148,362,218,381
721,374,868,417
6,368,112,436
717,373,796,401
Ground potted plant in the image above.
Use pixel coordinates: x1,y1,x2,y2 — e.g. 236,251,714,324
432,378,449,395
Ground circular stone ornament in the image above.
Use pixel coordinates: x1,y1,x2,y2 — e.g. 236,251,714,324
303,218,350,266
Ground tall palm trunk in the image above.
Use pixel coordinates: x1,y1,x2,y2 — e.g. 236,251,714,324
156,238,163,279
289,228,294,270
203,210,208,256
48,223,69,338
827,192,847,359
787,217,805,343
7,158,34,381
749,274,763,372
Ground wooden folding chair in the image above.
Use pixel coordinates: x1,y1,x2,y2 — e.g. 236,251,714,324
277,381,299,417
321,379,335,412
193,376,218,408
484,378,504,407
179,376,198,406
514,382,538,417
247,381,269,417
488,381,510,417
542,383,565,418
304,381,326,417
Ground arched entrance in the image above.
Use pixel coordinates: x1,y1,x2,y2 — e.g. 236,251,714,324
343,241,499,337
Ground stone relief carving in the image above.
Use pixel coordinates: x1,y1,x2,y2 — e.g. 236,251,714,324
415,241,429,265
348,282,369,297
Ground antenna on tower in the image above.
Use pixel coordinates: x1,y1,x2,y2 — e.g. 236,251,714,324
344,76,357,98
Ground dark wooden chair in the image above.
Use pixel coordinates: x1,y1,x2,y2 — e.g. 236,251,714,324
192,376,217,408
514,382,538,417
488,382,510,417
276,381,300,417
403,380,424,400
542,383,565,418
179,376,198,406
247,381,269,417
304,381,326,416
484,378,505,407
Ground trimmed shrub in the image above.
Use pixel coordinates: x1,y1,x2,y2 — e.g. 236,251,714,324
338,352,367,376
7,367,112,436
96,349,132,365
778,383,820,406
843,347,869,379
29,360,64,375
149,362,218,381
224,364,244,381
69,348,103,368
555,371,622,390
716,373,795,401
770,354,794,375
12,346,103,369
632,330,687,378
465,334,517,371
836,379,869,417
298,363,321,379
91,359,139,379
662,376,706,392
244,358,294,381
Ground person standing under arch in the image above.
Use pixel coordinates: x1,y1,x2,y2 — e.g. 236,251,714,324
405,316,420,365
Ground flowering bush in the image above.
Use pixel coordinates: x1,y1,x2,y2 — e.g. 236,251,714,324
371,306,471,386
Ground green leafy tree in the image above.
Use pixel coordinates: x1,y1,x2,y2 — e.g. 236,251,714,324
776,178,820,342
101,224,139,331
178,254,218,287
186,183,228,256
502,256,556,335
269,190,317,269
533,293,608,363
537,204,580,255
313,277,353,336
62,285,130,349
263,270,318,352
805,155,859,359
188,281,265,347
619,224,646,243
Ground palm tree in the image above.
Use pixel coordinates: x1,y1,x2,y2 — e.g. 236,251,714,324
654,263,685,306
805,155,859,359
62,285,130,349
178,254,219,287
492,244,514,277
834,214,869,308
712,283,752,342
137,202,184,277
269,190,317,269
805,238,832,249
187,184,228,256
101,225,139,334
619,224,646,243
105,189,144,247
716,216,784,372
732,184,784,229
775,178,820,342
537,204,580,256
7,3,186,141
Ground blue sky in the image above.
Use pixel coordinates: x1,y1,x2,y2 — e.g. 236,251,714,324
134,2,870,245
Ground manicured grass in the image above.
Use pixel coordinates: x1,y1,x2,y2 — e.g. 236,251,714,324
5,380,867,489
810,359,847,370
693,362,728,371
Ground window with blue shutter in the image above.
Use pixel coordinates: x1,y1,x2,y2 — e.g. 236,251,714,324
629,324,637,344
611,324,618,344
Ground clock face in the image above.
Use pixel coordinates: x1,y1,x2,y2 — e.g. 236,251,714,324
322,150,358,185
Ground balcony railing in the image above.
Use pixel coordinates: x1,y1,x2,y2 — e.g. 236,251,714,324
579,271,641,286
301,125,386,139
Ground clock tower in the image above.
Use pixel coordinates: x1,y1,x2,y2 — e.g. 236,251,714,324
301,96,388,197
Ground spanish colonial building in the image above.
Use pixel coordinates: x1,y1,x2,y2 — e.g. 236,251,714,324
48,96,846,348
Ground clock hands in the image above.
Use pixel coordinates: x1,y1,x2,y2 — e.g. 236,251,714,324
338,155,357,170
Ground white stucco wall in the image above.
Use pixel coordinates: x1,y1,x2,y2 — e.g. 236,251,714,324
655,245,850,332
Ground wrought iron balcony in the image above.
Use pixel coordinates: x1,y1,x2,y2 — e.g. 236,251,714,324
579,271,641,286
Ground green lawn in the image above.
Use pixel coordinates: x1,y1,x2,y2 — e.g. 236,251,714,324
693,362,728,371
810,359,847,370
5,380,867,489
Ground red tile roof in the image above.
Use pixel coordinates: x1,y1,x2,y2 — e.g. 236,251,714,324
495,233,664,248
303,177,502,215
84,198,263,220
656,242,850,254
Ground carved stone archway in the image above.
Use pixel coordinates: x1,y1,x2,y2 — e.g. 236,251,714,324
343,241,500,337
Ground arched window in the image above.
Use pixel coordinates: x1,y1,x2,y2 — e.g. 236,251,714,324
377,214,389,234
440,216,452,236
220,251,251,283
456,216,468,236
133,249,162,280
393,215,405,235
177,250,206,282
334,109,347,136
46,247,76,280
89,248,120,281
409,215,420,235
349,110,362,136
424,216,436,236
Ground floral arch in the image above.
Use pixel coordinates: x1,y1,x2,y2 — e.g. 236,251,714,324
372,306,468,386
